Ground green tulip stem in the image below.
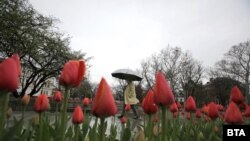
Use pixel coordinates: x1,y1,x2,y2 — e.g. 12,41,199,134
75,125,79,141
38,113,43,141
100,118,105,141
0,93,9,136
161,107,166,141
148,114,152,141
60,87,70,141
55,103,59,125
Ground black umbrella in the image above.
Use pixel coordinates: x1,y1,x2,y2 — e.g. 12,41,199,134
111,69,142,81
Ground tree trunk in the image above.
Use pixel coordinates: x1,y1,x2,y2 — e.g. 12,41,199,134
245,74,249,104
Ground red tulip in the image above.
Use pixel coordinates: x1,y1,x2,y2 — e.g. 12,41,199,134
34,94,49,113
82,97,90,106
216,104,224,111
224,102,243,124
243,106,250,117
207,102,219,119
154,71,175,107
142,90,158,115
176,101,182,109
196,109,201,118
120,116,126,124
201,104,208,114
59,60,86,88
53,91,62,102
72,105,84,124
230,86,244,104
125,104,131,111
185,96,196,112
92,78,117,118
170,102,178,113
0,54,21,92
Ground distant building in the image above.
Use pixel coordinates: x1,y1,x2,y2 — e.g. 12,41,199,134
17,77,58,97
175,92,185,103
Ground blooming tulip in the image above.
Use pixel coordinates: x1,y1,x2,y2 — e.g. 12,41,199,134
185,96,196,112
53,91,62,102
59,60,86,88
154,71,174,107
0,54,21,92
224,102,243,124
34,94,49,113
230,86,244,104
142,90,158,115
92,78,117,118
72,106,84,124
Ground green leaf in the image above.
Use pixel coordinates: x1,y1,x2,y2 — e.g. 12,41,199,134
0,119,23,141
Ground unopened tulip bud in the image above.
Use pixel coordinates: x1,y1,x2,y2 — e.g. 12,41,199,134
22,94,30,106
34,94,49,113
82,97,90,106
120,116,126,124
72,106,84,125
53,91,62,102
125,104,131,111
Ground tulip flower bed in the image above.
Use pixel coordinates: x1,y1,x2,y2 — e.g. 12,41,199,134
1,54,250,141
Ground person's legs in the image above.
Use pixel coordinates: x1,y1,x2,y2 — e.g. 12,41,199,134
131,105,139,119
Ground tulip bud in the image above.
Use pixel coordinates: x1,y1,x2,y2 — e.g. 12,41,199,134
72,106,84,124
82,97,90,106
53,91,62,102
34,94,49,113
125,104,131,111
185,96,196,112
22,94,30,106
120,116,126,124
0,54,21,92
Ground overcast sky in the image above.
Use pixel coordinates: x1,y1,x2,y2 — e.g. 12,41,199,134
29,0,250,84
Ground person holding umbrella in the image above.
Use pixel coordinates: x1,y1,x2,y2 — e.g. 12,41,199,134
118,79,139,119
111,68,142,119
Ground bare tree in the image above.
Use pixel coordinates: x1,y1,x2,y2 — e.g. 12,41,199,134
214,41,250,103
139,46,204,98
179,52,204,98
